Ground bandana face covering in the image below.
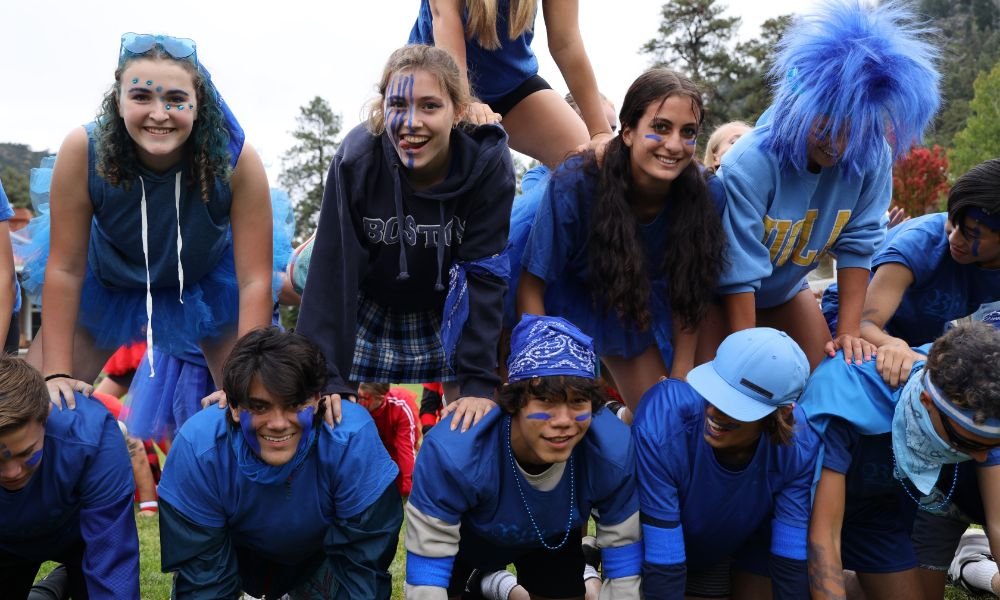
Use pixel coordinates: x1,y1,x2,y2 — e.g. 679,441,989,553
891,371,969,495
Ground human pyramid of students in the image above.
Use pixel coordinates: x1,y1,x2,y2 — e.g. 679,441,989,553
2,0,1000,599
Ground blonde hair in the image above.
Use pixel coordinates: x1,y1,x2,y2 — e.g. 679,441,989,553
466,0,537,50
365,45,471,135
703,121,751,171
0,357,49,436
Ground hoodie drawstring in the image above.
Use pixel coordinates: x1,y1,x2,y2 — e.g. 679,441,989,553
174,171,184,304
391,165,410,281
434,203,446,291
138,176,155,376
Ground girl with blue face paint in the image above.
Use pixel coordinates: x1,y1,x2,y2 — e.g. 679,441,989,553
802,322,1000,600
512,68,726,416
17,33,277,411
296,45,514,433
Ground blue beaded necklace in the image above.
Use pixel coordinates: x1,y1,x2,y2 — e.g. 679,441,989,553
891,448,958,513
504,415,577,550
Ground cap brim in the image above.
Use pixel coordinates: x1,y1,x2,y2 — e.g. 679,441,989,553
687,363,777,423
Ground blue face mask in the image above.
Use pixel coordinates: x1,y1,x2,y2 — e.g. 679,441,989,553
891,373,969,495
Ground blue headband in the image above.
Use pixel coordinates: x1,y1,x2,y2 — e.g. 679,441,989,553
924,370,1000,440
507,315,597,383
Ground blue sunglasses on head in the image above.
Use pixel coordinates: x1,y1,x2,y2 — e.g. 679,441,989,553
120,33,197,63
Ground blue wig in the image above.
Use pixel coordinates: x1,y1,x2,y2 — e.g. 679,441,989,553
765,0,940,175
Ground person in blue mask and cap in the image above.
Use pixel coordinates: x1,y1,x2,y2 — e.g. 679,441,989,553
634,327,820,599
405,314,641,600
804,321,1000,600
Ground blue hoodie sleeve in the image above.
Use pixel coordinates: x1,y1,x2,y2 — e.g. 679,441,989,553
452,131,514,399
297,138,371,397
77,411,140,599
717,144,777,295
829,143,892,270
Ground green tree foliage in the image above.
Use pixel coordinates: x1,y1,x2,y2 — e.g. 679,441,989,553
0,166,30,208
919,0,1000,149
280,97,342,241
948,60,1000,178
642,1,790,137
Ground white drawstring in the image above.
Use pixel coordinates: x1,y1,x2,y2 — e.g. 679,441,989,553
174,171,184,304
138,176,155,377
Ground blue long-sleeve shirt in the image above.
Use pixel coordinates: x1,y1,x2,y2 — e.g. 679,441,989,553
718,118,892,307
0,393,138,599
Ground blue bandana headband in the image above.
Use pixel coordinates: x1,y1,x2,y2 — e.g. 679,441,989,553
507,315,597,383
924,371,1000,440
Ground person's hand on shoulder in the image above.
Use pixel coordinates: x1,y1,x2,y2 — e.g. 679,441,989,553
442,396,496,432
875,339,926,388
45,375,91,410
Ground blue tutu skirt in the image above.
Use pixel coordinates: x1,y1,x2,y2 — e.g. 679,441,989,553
16,181,297,353
124,348,215,440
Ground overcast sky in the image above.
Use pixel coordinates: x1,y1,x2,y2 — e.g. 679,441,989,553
2,0,807,181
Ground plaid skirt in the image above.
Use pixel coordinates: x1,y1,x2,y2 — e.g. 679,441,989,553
349,292,456,384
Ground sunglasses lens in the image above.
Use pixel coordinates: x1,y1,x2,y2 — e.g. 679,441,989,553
121,33,157,55
160,37,196,59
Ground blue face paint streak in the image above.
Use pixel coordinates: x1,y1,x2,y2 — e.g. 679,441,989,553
295,405,315,453
405,72,415,169
24,448,43,468
239,410,262,454
574,413,592,422
971,225,982,257
525,412,552,420
685,139,697,146
645,134,663,142
0,444,10,459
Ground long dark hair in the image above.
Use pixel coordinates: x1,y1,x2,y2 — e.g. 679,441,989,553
585,68,725,331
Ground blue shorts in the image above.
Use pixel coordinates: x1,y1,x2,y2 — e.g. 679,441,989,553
841,490,919,573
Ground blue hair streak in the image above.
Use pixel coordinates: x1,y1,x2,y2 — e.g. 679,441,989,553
765,0,940,176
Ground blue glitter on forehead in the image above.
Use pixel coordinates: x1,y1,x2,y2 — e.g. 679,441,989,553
156,86,162,92
188,103,194,109
146,80,153,86
131,77,139,85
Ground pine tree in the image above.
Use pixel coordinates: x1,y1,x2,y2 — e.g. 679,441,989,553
279,97,342,241
948,60,1000,178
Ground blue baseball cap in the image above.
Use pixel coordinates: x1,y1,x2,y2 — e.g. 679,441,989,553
687,327,809,422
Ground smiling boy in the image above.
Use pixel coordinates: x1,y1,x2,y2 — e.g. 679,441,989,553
158,328,402,599
405,315,641,600
0,356,138,599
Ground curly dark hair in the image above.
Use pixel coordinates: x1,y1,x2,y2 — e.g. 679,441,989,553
223,328,329,413
926,322,1000,422
583,68,725,331
498,376,607,415
95,47,234,202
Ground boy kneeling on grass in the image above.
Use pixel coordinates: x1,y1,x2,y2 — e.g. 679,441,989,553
158,328,402,599
0,356,139,598
405,315,641,600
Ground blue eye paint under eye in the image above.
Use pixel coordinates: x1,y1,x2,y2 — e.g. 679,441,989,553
239,410,262,454
971,225,982,256
526,412,551,420
575,413,592,422
645,134,664,142
296,406,315,452
685,139,697,146
25,448,43,468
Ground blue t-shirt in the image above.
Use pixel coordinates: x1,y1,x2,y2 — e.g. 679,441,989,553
718,115,892,307
409,409,637,557
158,402,398,566
873,213,1000,344
409,0,539,105
0,177,21,314
515,157,725,360
0,394,137,597
634,379,818,568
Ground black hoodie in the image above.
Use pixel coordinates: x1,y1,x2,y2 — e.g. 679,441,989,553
297,123,514,399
